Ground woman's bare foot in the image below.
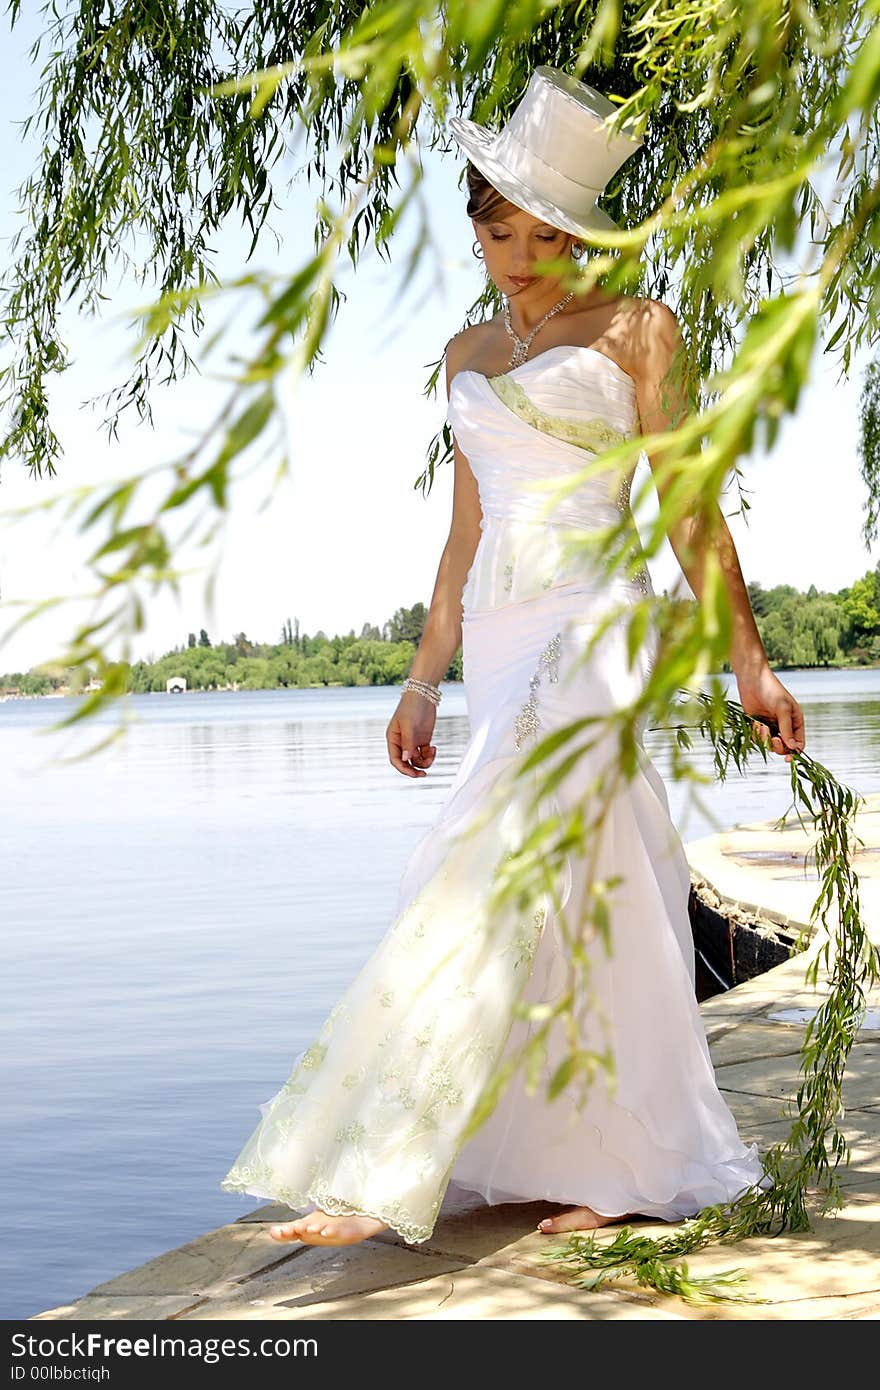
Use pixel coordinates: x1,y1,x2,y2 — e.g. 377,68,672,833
536,1205,637,1234
268,1208,388,1246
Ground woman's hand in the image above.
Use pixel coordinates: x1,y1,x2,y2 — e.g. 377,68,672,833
735,661,806,763
386,691,438,778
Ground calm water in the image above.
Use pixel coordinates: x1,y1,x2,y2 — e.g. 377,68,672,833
3,670,880,1319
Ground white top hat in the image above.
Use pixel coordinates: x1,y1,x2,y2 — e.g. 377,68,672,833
448,65,643,235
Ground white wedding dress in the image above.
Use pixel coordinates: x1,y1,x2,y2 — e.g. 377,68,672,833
220,343,765,1243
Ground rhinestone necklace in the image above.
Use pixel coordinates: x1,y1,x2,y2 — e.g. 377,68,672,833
503,289,574,368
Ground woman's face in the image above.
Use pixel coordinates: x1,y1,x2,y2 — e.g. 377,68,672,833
472,206,575,296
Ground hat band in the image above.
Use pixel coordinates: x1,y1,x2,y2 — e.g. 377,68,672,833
487,131,609,217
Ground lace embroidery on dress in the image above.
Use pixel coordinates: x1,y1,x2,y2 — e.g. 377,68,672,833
221,1165,438,1244
613,472,650,594
504,903,548,969
219,840,553,1247
488,373,628,455
514,631,562,751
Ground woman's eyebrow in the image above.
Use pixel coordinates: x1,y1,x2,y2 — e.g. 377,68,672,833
487,220,559,231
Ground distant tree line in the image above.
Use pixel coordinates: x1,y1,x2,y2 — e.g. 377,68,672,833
745,572,880,667
4,573,880,697
0,602,458,695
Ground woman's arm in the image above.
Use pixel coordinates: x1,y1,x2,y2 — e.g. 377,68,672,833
385,335,483,777
631,300,806,760
403,335,483,687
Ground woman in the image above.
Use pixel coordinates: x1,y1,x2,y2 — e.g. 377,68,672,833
221,67,805,1249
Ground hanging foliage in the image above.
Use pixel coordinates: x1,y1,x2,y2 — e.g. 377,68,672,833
2,0,880,1302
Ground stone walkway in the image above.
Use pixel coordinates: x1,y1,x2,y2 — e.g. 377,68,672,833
33,798,880,1320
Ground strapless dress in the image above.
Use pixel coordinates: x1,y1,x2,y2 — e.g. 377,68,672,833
220,343,765,1244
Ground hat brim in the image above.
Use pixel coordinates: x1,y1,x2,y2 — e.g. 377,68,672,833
449,115,620,236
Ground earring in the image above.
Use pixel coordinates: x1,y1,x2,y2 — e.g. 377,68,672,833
571,242,585,260
472,239,484,260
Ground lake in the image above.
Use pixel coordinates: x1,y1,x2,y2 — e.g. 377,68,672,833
3,670,879,1319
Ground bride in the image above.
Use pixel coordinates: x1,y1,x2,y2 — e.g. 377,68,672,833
221,67,806,1250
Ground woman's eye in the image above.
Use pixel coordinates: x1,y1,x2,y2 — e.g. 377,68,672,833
487,232,557,242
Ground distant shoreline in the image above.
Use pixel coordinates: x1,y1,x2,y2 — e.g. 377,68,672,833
3,663,878,702
0,682,458,700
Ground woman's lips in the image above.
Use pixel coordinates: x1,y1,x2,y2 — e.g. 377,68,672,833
508,275,536,288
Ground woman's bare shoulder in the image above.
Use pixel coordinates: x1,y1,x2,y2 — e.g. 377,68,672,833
444,319,500,387
616,294,682,344
609,295,684,379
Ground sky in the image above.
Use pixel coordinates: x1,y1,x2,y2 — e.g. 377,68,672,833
0,14,877,674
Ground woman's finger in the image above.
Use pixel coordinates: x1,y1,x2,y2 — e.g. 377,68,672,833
408,743,437,768
387,729,422,777
396,742,429,777
776,709,795,747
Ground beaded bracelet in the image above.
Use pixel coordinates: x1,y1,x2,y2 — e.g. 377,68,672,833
401,676,442,707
